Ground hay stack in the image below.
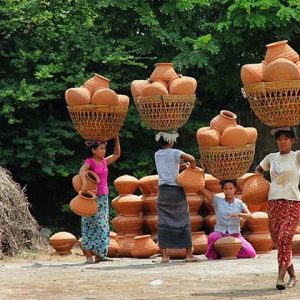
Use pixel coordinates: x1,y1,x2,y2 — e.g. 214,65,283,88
0,167,43,256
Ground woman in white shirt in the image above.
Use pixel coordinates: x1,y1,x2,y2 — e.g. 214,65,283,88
255,127,300,290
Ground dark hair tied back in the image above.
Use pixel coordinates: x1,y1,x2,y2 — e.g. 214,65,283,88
219,179,237,188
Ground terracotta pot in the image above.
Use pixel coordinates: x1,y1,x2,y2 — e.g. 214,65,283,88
112,215,143,235
91,88,118,106
204,174,222,193
114,174,139,195
292,234,300,256
241,174,270,206
151,79,168,88
65,87,91,106
210,110,237,134
240,63,263,85
169,76,197,95
196,128,220,146
220,125,248,147
117,94,130,107
236,172,255,193
191,231,208,255
264,40,299,64
108,231,120,257
49,232,77,254
142,194,157,214
166,248,187,259
131,80,149,97
263,58,300,82
244,233,273,253
131,235,159,258
247,201,268,213
203,197,215,215
139,175,159,195
83,73,110,94
69,190,98,217
190,215,204,232
72,170,100,193
246,212,269,233
111,194,143,216
143,214,158,234
150,63,177,83
187,194,204,214
214,237,242,259
177,166,205,194
116,234,135,257
244,127,258,144
140,81,169,97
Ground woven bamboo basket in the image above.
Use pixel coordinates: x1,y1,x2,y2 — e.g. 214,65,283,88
67,105,128,141
244,80,300,127
199,144,255,180
134,95,196,130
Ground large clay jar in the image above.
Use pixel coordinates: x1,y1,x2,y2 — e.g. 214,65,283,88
210,110,237,134
116,234,135,257
292,234,300,256
150,63,177,83
142,194,157,214
241,174,270,206
204,174,222,193
49,232,77,255
111,215,143,235
143,214,158,234
220,126,248,147
236,173,255,193
214,237,242,259
139,175,159,195
247,201,268,214
117,94,130,107
65,87,91,106
246,212,269,233
140,81,169,97
190,215,204,232
72,170,100,193
69,191,98,217
169,76,197,95
240,63,263,85
83,73,110,94
264,40,299,64
187,195,204,214
114,175,139,196
131,235,159,258
108,231,120,257
244,127,258,145
192,231,208,255
111,194,143,216
131,80,149,97
91,88,118,106
177,166,205,194
196,128,220,146
263,58,300,82
244,233,273,253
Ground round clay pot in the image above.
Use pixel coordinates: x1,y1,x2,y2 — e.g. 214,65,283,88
187,194,204,214
244,233,273,253
244,127,258,144
108,231,120,257
210,110,237,134
114,175,139,195
177,166,205,194
49,232,77,255
214,236,242,259
196,128,220,146
169,76,197,95
131,235,159,258
111,194,143,216
111,215,143,235
142,194,157,214
117,94,130,107
140,81,169,97
263,58,300,82
65,87,91,106
246,212,269,233
292,234,300,256
247,202,268,213
72,170,100,193
240,63,263,85
151,79,168,87
220,126,248,147
150,63,177,83
190,215,204,232
91,88,118,106
143,214,158,234
116,234,135,257
166,248,187,259
139,175,159,195
131,80,149,97
236,172,255,193
69,190,98,217
83,73,110,94
204,174,222,193
191,231,208,255
264,40,299,64
241,174,270,206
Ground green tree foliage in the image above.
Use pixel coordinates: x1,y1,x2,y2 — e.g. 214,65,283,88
1,0,300,231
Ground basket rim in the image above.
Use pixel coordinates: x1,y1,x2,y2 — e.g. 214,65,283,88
67,104,128,112
134,94,196,102
199,144,255,151
244,80,300,89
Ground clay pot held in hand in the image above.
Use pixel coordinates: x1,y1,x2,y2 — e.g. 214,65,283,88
177,166,205,194
107,232,120,257
214,237,242,259
114,175,139,195
69,190,98,217
150,63,177,83
49,232,77,255
65,87,91,106
111,194,143,216
83,73,110,94
192,232,208,255
72,170,100,193
131,235,159,258
210,110,237,134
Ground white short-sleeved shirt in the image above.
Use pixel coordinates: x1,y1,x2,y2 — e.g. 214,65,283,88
154,148,183,186
259,150,300,201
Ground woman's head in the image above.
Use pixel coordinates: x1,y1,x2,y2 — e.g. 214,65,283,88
155,131,179,149
85,141,106,159
272,127,296,154
219,179,237,198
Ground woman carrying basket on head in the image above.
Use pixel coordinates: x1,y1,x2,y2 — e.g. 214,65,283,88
255,127,300,290
79,137,121,264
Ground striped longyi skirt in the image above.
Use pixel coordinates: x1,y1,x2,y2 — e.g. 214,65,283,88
157,185,192,249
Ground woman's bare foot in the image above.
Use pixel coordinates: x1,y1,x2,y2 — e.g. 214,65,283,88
286,278,297,288
160,257,170,263
84,256,94,264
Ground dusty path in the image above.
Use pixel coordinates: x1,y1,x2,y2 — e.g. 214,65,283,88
0,248,300,300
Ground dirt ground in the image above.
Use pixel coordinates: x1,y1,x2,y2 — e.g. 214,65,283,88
1,246,300,300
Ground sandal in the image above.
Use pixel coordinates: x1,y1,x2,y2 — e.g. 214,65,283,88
276,279,285,290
